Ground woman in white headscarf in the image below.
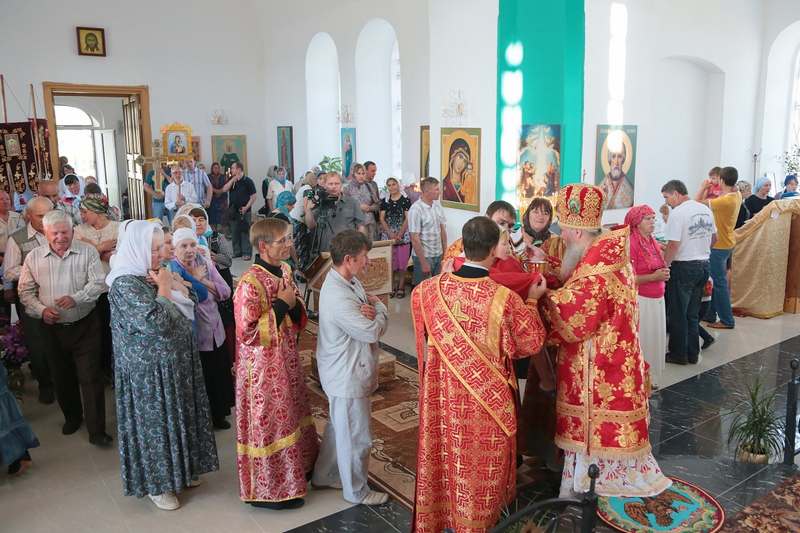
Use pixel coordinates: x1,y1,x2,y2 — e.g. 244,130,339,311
169,227,234,430
107,220,218,511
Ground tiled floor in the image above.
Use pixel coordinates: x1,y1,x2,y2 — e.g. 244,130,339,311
1,258,798,532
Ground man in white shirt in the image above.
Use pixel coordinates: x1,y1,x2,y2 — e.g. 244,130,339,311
164,165,198,215
0,191,24,263
661,179,716,366
183,158,212,209
312,230,389,506
408,177,447,286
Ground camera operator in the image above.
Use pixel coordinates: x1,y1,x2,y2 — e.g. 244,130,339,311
304,172,365,255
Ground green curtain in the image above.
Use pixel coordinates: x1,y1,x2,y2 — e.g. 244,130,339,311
495,0,585,209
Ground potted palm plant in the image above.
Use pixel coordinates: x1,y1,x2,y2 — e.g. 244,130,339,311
727,379,785,464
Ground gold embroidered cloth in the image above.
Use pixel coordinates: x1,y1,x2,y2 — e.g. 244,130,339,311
410,273,545,533
731,198,800,318
542,227,652,459
233,264,318,502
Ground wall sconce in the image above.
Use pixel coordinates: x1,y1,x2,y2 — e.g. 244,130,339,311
441,89,467,125
211,109,228,125
337,104,354,125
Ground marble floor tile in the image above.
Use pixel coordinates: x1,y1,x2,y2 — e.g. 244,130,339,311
717,463,798,508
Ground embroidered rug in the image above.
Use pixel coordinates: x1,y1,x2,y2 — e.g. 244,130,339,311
298,324,557,511
597,477,725,533
720,473,800,532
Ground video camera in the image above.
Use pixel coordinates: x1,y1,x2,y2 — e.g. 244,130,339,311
305,186,338,209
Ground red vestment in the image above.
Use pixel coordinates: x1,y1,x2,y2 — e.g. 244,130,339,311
451,256,542,300
541,228,670,497
233,263,318,502
411,273,546,532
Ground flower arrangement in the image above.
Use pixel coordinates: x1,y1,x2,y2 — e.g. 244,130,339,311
781,144,800,176
0,320,28,397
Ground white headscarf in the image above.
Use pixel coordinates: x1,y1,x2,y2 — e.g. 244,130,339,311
106,220,160,287
172,227,198,246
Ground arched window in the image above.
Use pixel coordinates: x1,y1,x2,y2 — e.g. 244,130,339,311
305,33,341,170
789,48,800,149
54,105,101,179
54,105,99,127
355,19,400,186
390,40,402,179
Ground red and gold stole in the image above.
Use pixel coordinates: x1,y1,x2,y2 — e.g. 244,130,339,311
418,276,517,436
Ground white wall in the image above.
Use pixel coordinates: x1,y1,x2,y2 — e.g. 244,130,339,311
254,0,430,191
584,0,764,224
0,0,268,204
429,0,499,242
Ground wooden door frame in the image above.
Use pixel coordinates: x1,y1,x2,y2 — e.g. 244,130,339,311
42,82,152,180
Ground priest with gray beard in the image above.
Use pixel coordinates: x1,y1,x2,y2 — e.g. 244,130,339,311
541,184,671,499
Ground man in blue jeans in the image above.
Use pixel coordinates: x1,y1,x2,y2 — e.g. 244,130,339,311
661,180,716,365
696,166,742,329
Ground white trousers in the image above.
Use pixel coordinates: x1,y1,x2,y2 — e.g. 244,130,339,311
311,396,372,503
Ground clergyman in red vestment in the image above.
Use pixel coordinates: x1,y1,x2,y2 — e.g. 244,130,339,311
411,216,547,532
233,218,318,509
541,184,671,498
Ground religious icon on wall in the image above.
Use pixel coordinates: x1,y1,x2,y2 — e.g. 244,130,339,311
76,27,107,57
341,128,356,178
595,124,637,210
420,125,430,178
161,123,193,160
3,134,21,158
516,124,561,210
212,134,247,174
277,126,294,181
440,127,481,212
191,136,201,162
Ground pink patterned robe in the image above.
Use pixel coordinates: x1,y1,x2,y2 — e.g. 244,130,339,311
233,263,318,502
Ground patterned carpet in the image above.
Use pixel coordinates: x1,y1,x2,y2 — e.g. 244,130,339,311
721,473,800,532
296,324,556,511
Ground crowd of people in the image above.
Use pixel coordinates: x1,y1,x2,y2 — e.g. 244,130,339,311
0,153,796,531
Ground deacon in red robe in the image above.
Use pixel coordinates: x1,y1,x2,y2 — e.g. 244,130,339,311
233,218,318,509
411,216,547,533
541,185,671,498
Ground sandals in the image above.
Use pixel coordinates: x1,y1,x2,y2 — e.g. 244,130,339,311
396,289,405,299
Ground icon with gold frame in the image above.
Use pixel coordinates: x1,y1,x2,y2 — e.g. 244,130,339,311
161,123,193,160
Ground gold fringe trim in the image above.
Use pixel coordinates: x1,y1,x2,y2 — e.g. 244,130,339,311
237,416,314,458
555,435,652,461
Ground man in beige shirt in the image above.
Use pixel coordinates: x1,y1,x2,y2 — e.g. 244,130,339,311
2,196,54,403
18,210,110,446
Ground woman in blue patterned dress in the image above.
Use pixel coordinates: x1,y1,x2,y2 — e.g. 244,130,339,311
107,220,218,511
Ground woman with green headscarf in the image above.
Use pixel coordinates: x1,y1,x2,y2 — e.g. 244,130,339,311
76,194,120,381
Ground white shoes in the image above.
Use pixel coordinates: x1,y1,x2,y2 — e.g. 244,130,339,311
148,492,180,511
187,478,203,488
360,490,389,506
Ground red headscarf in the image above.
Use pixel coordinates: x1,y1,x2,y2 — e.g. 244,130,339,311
625,205,666,274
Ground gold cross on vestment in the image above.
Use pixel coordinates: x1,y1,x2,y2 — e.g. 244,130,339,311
450,300,470,322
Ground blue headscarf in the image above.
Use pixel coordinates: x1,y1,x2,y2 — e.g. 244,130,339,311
755,177,771,195
275,190,295,216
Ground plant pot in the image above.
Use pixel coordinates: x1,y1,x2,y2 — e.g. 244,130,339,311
736,449,769,464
